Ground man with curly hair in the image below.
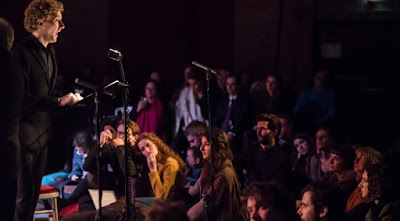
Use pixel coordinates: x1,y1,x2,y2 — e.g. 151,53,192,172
11,0,82,220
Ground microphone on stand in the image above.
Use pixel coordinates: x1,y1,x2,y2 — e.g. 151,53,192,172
192,61,219,75
108,49,122,61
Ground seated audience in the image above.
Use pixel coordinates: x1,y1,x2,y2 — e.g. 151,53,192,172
243,182,296,221
309,126,335,182
134,80,165,136
187,128,241,221
42,131,92,186
136,132,187,198
174,70,210,138
297,183,345,221
262,74,294,115
294,69,335,131
185,146,203,185
237,113,290,185
61,120,148,220
345,147,383,220
213,74,249,153
327,146,357,196
277,114,295,154
292,133,315,178
170,120,207,158
359,165,399,221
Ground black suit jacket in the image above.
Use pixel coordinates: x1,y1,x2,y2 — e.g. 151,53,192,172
11,35,59,150
212,92,249,136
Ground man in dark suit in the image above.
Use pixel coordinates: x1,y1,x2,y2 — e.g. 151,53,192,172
11,0,82,220
0,17,23,221
213,74,249,154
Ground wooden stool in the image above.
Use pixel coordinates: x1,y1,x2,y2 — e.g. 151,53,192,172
34,185,59,221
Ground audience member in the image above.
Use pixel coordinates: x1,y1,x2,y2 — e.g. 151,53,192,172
42,131,93,187
243,182,296,221
137,132,187,198
185,146,203,185
135,80,165,136
294,69,335,131
345,147,383,220
309,126,335,182
359,165,399,221
262,74,293,114
327,146,357,196
174,70,209,137
187,128,241,221
61,120,147,220
170,120,207,159
216,68,229,94
278,114,295,154
297,183,345,221
237,113,290,185
292,133,315,178
213,74,249,153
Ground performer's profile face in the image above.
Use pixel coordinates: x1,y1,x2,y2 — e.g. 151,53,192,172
38,11,65,44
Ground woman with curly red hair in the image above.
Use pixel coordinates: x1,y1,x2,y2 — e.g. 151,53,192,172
136,132,186,198
187,128,241,221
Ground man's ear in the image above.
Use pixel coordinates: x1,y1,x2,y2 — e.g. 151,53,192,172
195,158,201,165
37,19,43,27
319,206,328,218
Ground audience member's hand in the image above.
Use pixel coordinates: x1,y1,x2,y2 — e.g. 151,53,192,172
100,129,113,147
71,174,80,181
147,153,157,172
111,138,125,148
136,97,147,112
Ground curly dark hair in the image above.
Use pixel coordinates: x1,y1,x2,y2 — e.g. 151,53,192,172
242,182,296,220
200,128,233,189
365,164,391,202
136,132,186,176
24,0,64,33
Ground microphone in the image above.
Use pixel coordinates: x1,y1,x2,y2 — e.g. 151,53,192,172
192,61,218,75
75,78,98,91
108,48,122,61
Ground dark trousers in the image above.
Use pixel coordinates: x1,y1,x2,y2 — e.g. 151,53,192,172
15,141,48,221
0,138,19,221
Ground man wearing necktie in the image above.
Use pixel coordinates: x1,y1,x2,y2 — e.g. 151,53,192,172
213,74,249,154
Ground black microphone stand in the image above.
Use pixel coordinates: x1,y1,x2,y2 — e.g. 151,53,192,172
75,77,130,221
73,80,103,221
108,49,135,221
192,61,218,221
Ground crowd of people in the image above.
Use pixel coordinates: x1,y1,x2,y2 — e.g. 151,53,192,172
1,0,400,221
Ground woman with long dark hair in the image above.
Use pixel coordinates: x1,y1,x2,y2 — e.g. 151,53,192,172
359,165,398,221
187,128,241,221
